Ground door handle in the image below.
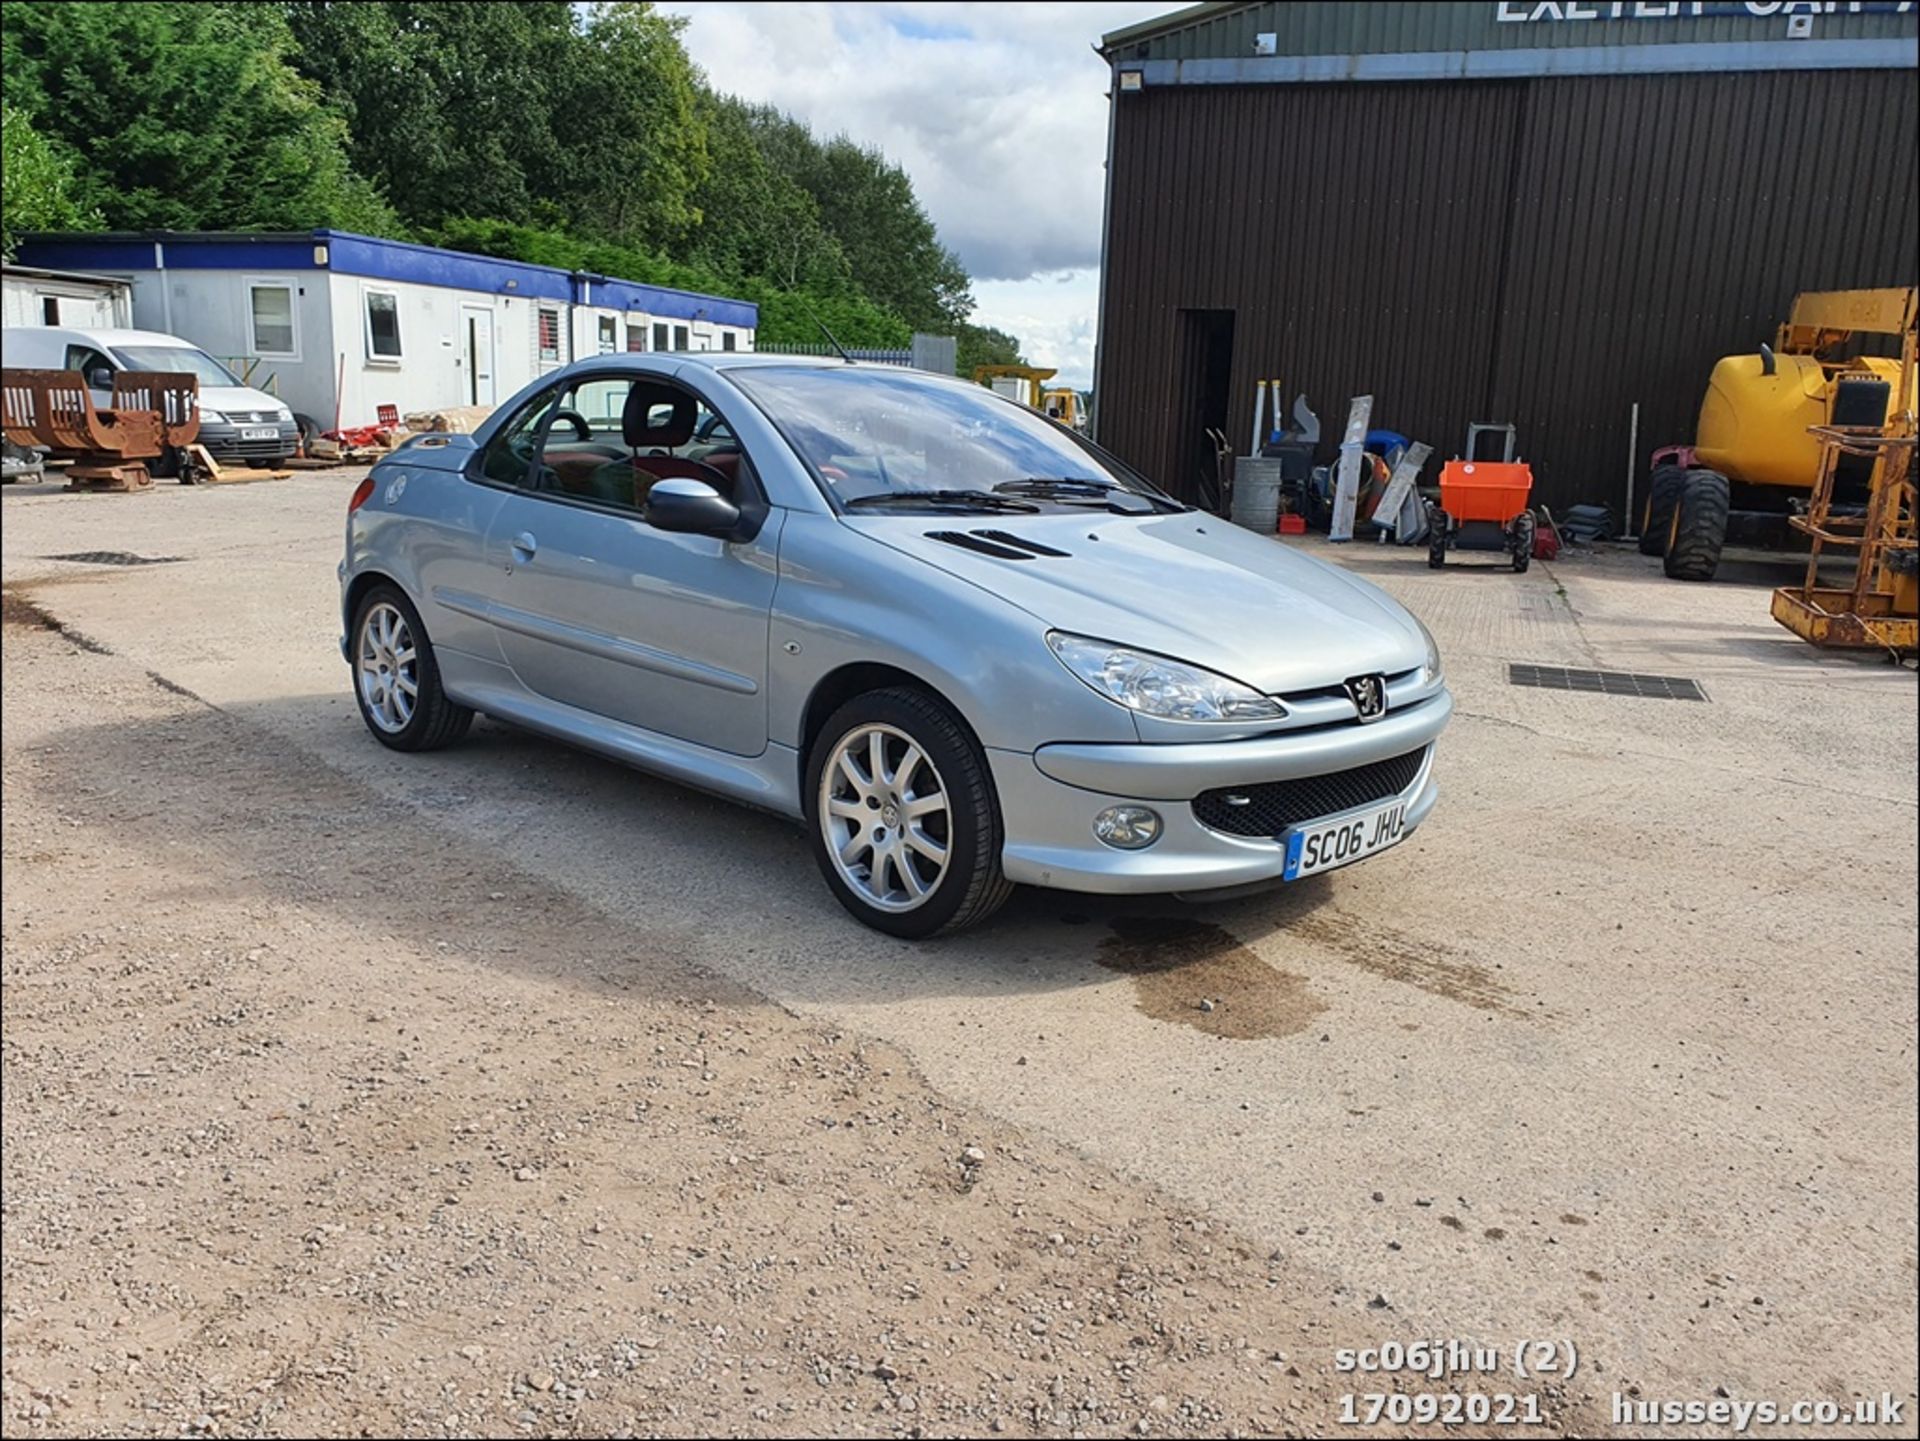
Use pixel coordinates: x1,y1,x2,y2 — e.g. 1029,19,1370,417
510,531,537,564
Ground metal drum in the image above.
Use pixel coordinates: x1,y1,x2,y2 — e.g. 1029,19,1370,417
1229,455,1284,533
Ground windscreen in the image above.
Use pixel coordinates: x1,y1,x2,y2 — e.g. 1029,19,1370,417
730,365,1164,508
111,346,243,388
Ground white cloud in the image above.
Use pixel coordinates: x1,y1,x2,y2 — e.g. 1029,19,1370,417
661,1,1166,385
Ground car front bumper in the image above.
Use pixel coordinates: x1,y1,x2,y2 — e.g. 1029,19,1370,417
197,419,298,463
990,689,1450,896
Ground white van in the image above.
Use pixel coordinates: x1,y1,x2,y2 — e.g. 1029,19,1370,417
1,326,299,466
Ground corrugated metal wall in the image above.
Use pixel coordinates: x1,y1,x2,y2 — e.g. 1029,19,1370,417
1097,68,1919,515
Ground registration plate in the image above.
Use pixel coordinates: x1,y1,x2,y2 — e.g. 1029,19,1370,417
1283,800,1407,881
240,425,279,441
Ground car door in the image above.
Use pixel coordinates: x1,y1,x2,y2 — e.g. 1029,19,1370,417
63,342,116,408
475,372,784,757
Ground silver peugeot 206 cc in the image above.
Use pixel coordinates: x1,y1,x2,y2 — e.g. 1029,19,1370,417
340,354,1450,936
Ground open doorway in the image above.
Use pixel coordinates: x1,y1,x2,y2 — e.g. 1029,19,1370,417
1171,308,1234,508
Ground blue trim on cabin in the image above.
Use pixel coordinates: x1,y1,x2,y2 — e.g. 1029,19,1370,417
13,229,757,329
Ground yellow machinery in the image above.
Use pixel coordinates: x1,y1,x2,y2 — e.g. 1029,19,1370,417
1769,290,1916,654
973,364,1057,411
1040,386,1089,432
1643,287,1918,582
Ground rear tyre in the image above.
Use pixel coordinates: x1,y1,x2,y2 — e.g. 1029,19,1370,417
1663,469,1730,582
350,584,473,751
1639,464,1685,555
804,687,1012,938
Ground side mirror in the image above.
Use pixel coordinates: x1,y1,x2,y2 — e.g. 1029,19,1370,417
87,367,115,390
644,478,740,538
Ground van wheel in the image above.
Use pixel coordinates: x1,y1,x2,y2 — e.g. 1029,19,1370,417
350,584,473,751
804,688,1012,938
1640,465,1685,555
1663,469,1730,582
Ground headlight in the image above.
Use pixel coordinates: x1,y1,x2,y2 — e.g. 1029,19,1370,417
1415,618,1443,685
1047,632,1285,722
199,407,228,424
274,406,293,423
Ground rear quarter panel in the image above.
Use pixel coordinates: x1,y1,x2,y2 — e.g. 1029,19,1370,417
345,439,507,661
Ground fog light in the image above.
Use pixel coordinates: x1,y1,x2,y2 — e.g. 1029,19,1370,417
1094,805,1162,850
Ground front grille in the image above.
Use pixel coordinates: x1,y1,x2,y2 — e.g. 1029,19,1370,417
1192,746,1428,837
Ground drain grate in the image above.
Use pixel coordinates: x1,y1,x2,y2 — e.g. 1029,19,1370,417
43,551,182,567
1509,663,1708,702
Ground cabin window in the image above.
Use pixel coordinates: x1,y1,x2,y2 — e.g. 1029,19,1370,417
364,288,403,361
625,323,645,352
722,332,737,352
673,324,690,351
652,321,669,351
538,307,561,361
249,281,297,357
597,315,617,354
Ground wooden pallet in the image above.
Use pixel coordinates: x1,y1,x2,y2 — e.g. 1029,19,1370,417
66,463,154,493
183,444,290,484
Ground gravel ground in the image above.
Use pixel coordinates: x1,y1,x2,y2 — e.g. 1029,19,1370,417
1,588,1583,1437
3,472,1914,1438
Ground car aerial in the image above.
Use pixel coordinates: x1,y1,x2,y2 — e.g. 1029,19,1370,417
339,354,1451,936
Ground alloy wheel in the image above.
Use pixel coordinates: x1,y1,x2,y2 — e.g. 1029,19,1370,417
818,722,952,912
356,601,418,734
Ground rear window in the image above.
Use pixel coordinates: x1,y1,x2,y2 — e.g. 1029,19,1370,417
111,346,241,387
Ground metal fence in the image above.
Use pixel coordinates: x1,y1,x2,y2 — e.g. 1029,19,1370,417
752,332,957,375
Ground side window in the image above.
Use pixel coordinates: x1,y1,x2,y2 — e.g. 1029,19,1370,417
249,281,297,356
64,344,113,383
651,321,668,351
596,316,616,354
625,322,645,353
364,288,403,361
721,332,737,352
503,375,751,513
475,389,557,489
673,324,690,351
571,379,628,439
537,307,562,361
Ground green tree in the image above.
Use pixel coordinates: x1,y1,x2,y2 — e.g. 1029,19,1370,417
806,136,972,332
2,1,396,234
956,322,1025,378
553,3,708,251
283,1,576,234
688,94,846,292
0,104,97,255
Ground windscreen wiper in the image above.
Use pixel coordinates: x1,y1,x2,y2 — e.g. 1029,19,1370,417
844,489,1041,513
993,478,1185,512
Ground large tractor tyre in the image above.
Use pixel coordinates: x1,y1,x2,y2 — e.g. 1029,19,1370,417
1663,469,1730,582
1639,465,1686,556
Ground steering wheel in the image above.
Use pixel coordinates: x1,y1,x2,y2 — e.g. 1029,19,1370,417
547,409,591,443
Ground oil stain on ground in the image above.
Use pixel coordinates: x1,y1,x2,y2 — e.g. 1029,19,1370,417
1097,916,1327,1040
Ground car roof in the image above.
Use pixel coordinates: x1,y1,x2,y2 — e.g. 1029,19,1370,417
3,326,205,348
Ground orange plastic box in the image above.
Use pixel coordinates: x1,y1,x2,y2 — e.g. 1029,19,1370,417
1437,460,1532,524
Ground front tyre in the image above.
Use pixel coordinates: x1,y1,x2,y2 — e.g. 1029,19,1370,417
350,584,474,751
1663,469,1730,582
804,687,1012,938
1639,464,1685,556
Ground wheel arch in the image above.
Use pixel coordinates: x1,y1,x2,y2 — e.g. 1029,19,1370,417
343,568,407,635
798,662,985,793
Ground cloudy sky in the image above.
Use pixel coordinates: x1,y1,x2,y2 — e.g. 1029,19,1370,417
659,1,1169,388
